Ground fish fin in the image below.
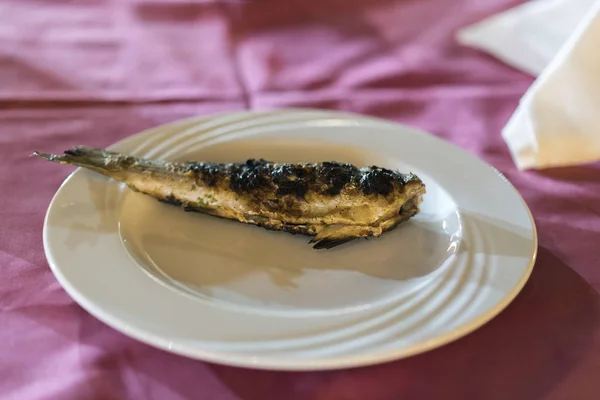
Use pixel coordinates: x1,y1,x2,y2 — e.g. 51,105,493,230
310,225,358,250
311,237,356,250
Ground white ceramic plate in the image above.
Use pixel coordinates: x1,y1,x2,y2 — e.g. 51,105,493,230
42,109,537,370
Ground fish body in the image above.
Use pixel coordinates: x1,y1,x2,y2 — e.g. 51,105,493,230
34,146,426,249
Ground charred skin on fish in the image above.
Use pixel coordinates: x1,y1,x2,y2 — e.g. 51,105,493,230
34,146,426,249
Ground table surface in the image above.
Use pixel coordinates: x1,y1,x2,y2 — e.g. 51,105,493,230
1,1,599,399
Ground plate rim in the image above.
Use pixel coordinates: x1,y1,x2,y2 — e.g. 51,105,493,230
41,108,538,370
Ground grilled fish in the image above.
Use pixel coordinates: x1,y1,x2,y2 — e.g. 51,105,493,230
34,146,426,249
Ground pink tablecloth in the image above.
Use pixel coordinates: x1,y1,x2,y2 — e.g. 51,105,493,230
1,1,599,399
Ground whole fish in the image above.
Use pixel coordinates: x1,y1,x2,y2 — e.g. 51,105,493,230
34,146,426,249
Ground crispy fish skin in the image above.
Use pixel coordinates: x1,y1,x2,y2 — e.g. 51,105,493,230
33,146,426,249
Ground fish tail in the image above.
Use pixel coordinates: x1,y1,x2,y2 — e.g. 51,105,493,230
309,225,361,249
32,146,130,179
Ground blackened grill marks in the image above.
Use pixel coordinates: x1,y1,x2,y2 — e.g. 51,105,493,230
318,162,358,196
272,164,313,198
185,163,226,187
360,167,398,196
229,159,274,194
184,159,411,197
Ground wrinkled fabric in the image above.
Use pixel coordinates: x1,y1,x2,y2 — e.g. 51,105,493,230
1,1,599,399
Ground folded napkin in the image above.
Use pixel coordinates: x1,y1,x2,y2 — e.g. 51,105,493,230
457,0,600,170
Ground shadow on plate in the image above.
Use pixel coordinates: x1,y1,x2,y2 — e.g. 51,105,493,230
131,207,533,288
135,214,457,286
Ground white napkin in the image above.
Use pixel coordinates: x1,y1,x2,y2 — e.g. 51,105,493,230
457,0,600,170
